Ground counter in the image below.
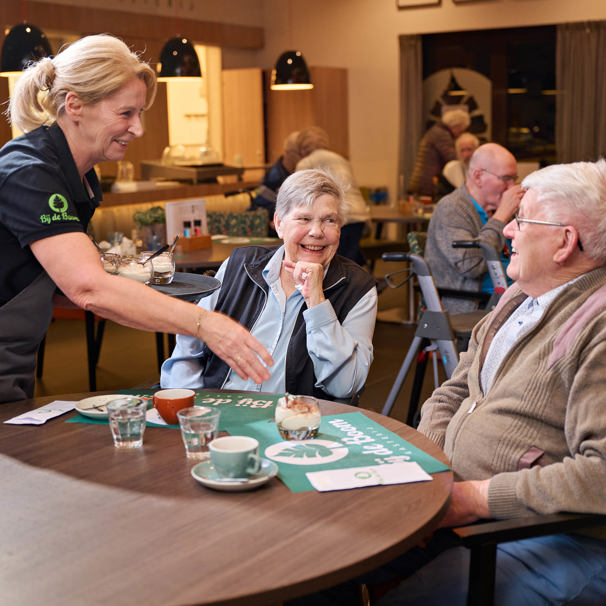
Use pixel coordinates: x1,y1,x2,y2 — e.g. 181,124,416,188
101,180,258,208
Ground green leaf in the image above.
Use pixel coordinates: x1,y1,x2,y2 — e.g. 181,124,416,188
133,206,166,226
279,443,334,459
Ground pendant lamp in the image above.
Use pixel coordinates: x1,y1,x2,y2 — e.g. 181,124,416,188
270,50,313,91
1,23,53,72
157,36,201,78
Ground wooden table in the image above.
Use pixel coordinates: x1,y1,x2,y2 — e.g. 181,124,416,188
369,206,430,240
0,394,452,606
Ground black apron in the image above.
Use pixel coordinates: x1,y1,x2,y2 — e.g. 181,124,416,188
0,271,55,403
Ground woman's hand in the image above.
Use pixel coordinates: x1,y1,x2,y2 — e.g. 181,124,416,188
283,260,325,307
197,309,273,383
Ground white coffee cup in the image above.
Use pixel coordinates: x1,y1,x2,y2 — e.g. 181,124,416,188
209,436,262,479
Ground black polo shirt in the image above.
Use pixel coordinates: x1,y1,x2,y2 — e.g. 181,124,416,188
0,123,101,305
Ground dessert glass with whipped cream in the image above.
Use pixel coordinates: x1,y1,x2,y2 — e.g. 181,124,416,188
100,252,120,275
116,255,153,283
275,394,321,440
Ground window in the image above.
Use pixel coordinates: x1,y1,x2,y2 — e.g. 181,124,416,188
422,26,556,164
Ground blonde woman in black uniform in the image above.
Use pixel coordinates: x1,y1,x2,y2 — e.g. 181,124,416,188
0,34,272,402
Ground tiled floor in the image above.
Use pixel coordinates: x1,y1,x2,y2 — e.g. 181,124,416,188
34,260,443,425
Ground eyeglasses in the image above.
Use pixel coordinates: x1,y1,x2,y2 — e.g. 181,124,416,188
480,168,518,184
514,213,583,251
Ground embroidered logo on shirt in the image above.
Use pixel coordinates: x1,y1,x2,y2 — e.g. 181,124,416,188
48,193,68,213
40,193,79,224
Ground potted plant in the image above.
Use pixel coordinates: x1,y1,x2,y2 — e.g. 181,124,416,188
133,206,167,250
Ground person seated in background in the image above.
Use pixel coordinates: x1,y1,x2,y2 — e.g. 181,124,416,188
290,159,606,606
425,142,522,313
254,130,300,236
161,169,378,403
408,108,471,199
296,126,370,266
441,132,480,190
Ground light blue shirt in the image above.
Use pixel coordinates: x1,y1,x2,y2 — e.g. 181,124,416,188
160,246,377,399
480,281,575,393
471,197,512,293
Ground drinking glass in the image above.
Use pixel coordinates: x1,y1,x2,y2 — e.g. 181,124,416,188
274,394,321,440
177,406,221,459
106,397,147,449
142,251,175,284
100,252,120,275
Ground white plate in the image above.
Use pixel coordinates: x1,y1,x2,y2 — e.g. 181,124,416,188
191,458,279,492
75,394,130,420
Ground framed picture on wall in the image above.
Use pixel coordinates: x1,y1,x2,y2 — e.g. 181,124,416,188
396,0,441,8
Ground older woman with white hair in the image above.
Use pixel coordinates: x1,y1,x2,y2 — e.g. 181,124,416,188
0,34,272,402
161,169,378,402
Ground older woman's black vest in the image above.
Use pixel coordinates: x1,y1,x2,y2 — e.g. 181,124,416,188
199,245,376,402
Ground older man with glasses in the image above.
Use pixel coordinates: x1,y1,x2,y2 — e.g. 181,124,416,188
291,159,606,606
425,142,523,314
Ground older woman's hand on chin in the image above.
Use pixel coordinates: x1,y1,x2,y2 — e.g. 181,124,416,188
283,260,326,307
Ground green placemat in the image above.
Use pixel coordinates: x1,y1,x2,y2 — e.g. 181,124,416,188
244,411,450,492
66,391,449,493
67,389,280,430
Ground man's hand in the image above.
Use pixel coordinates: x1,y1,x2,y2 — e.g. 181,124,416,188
200,310,273,384
492,184,523,224
438,480,491,528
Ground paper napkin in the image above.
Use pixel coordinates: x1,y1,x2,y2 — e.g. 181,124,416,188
306,462,432,492
4,400,76,425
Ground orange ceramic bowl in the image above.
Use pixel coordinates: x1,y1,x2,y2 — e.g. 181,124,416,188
153,388,195,425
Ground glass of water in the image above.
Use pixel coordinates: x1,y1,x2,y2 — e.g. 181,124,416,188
177,406,221,459
106,397,147,449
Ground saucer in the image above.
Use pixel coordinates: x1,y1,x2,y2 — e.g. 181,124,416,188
75,394,126,420
191,458,278,492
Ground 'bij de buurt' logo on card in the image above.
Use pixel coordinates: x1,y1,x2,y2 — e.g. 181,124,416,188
265,440,348,466
48,193,68,213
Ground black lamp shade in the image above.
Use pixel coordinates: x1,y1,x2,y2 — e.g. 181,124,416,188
271,50,313,90
1,23,53,72
158,37,201,77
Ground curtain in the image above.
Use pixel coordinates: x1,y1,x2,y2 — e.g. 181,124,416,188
398,35,423,197
556,22,606,163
